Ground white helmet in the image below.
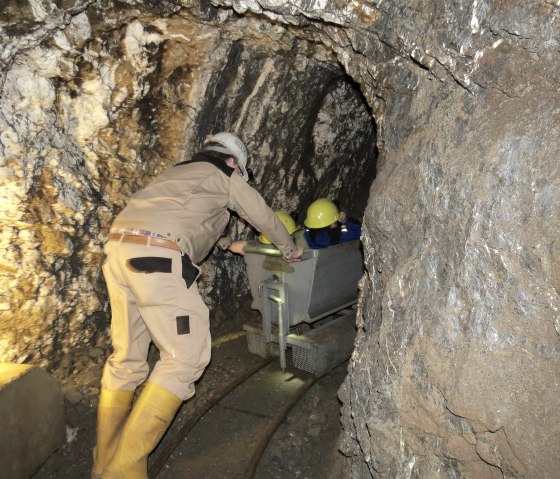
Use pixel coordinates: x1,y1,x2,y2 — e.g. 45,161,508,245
203,132,249,181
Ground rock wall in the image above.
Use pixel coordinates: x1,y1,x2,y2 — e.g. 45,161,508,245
1,0,559,478
0,3,375,363
231,1,557,478
213,0,560,477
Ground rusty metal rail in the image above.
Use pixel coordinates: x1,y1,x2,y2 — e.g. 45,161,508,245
148,355,274,478
241,375,317,479
147,334,320,479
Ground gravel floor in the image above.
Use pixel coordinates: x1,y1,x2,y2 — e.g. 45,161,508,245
32,295,349,478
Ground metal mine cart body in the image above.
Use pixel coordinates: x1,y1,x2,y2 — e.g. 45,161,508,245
242,237,363,376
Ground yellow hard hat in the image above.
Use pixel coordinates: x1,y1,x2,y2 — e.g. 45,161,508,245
304,198,339,229
259,211,297,244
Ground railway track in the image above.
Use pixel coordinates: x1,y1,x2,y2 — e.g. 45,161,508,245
147,332,343,478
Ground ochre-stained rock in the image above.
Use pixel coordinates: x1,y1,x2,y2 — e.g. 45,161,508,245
1,1,558,478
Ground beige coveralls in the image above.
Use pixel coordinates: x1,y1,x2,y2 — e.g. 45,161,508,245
102,157,297,400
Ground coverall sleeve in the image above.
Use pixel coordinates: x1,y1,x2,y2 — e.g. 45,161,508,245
342,219,362,242
304,229,331,249
216,236,233,250
227,175,298,259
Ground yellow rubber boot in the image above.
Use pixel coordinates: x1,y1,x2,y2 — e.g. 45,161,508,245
102,382,182,479
91,389,135,479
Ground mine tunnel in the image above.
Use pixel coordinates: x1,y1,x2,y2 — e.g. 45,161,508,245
1,1,559,479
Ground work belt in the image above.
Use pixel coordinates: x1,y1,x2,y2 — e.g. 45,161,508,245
108,233,182,252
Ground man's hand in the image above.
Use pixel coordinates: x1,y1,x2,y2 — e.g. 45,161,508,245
338,211,347,223
228,240,247,256
284,246,304,263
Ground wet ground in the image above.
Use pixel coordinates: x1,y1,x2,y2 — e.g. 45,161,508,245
32,297,348,478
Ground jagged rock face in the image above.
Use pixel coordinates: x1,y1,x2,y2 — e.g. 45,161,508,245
0,3,375,362
1,1,559,478
226,2,557,479
204,1,560,478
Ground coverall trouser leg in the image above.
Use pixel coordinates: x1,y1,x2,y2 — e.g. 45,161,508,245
101,240,211,399
94,241,211,477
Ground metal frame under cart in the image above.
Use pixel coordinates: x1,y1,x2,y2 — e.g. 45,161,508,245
242,239,363,376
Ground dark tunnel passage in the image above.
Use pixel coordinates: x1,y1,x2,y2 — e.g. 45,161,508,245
194,40,377,221
191,39,378,307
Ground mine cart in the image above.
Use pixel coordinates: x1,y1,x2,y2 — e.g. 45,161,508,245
242,237,362,376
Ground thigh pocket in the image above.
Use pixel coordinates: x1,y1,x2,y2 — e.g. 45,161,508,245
127,257,172,273
176,315,190,335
